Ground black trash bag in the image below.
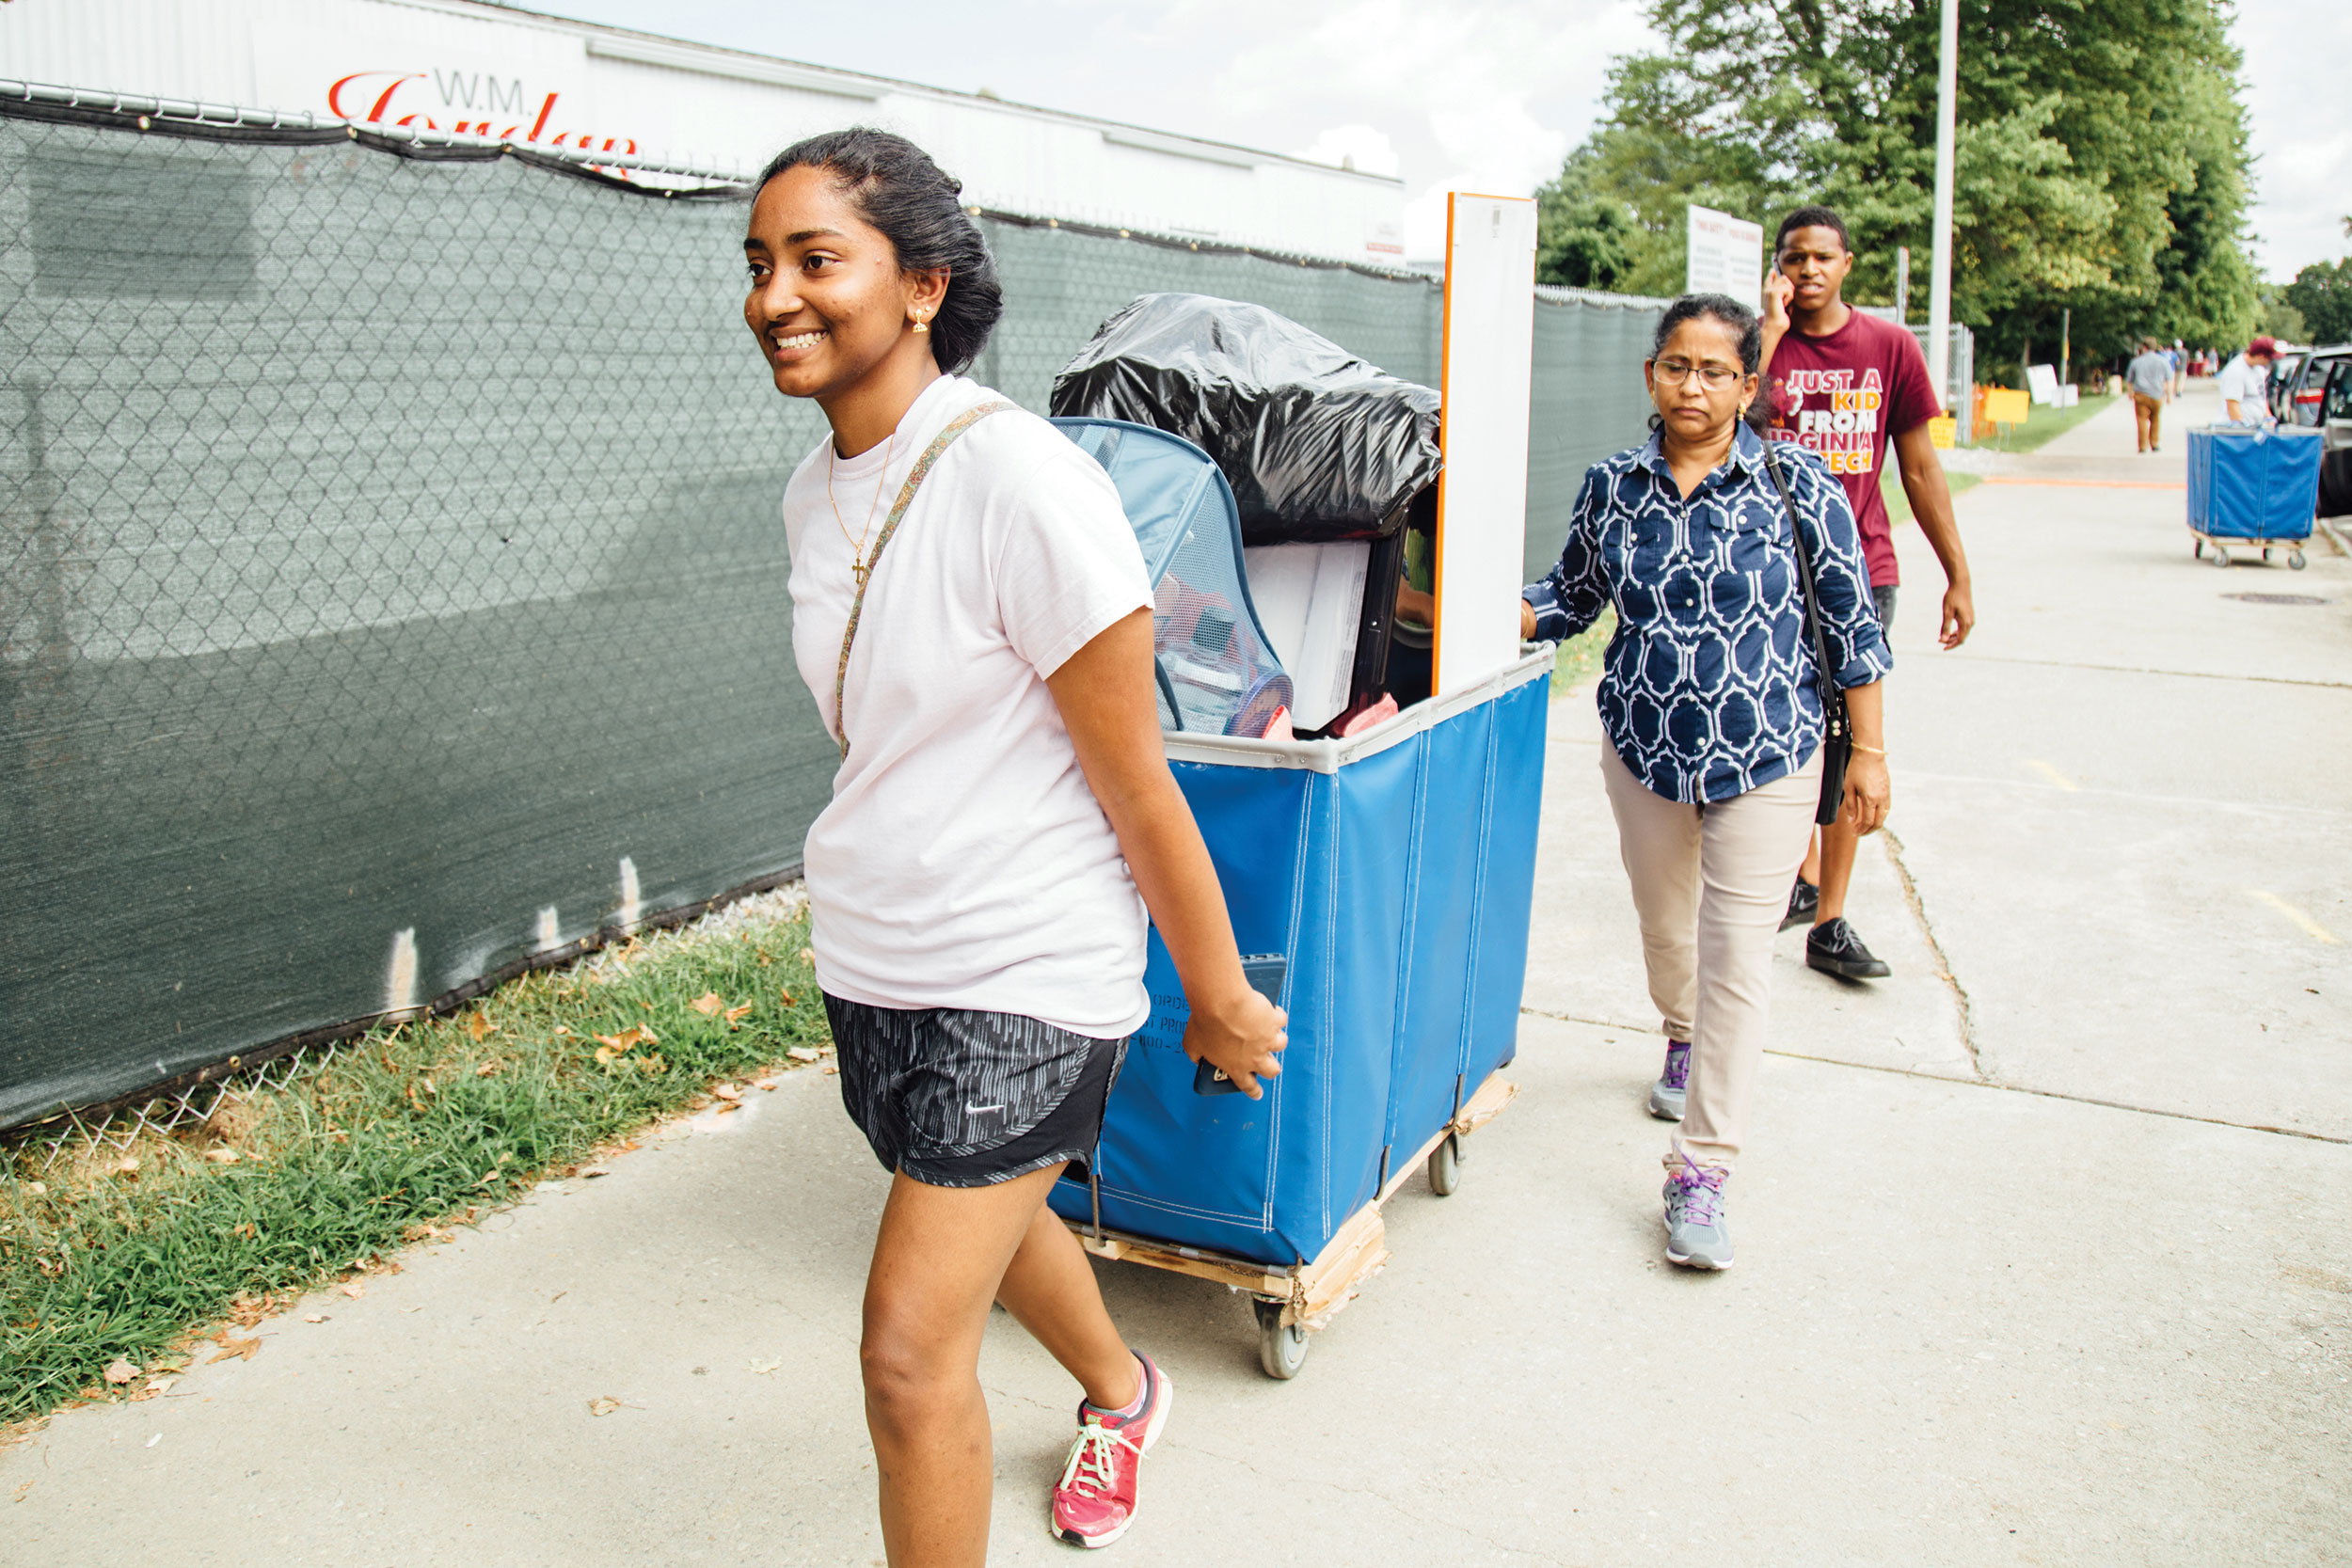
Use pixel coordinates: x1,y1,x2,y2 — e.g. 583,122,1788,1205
1050,293,1441,545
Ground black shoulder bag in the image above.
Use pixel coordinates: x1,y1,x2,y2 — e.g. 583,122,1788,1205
1758,444,1849,827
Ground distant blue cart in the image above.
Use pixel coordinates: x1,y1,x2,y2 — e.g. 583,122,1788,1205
2186,425,2322,569
1044,654,1549,1378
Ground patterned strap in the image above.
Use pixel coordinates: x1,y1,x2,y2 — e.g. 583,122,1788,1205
1758,443,1842,735
832,400,1017,759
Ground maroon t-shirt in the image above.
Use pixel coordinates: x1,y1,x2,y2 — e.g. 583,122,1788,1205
1763,309,1941,587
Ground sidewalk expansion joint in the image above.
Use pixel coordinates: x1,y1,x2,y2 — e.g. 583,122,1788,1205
1945,652,2352,692
1880,826,1983,1081
1518,1006,2350,1145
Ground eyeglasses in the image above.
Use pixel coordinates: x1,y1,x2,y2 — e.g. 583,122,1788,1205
1653,357,1744,389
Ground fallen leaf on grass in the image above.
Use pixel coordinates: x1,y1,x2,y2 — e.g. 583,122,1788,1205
787,1047,821,1064
132,1376,177,1402
691,991,724,1017
111,1156,139,1177
474,1060,501,1077
340,1281,365,1300
25,1181,45,1196
203,1148,240,1164
467,1011,493,1042
749,1359,782,1375
779,989,797,1006
103,1359,140,1386
586,1397,622,1417
232,1222,256,1239
724,1003,755,1025
208,1335,261,1363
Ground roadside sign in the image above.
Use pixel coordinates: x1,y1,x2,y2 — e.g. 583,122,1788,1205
1685,205,1762,310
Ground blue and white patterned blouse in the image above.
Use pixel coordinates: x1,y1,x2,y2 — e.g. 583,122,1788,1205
1524,423,1893,804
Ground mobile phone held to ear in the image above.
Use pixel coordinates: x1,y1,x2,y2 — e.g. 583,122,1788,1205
1192,954,1288,1096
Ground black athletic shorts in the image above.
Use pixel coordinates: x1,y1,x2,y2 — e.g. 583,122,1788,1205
820,994,1127,1189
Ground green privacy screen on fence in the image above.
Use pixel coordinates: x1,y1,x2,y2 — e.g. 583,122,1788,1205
0,100,1661,1132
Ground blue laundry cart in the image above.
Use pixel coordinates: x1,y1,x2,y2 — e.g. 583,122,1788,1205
1045,650,1550,1379
2186,425,2322,569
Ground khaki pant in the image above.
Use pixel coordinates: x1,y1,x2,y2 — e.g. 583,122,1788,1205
2133,392,2162,451
1600,744,1823,1174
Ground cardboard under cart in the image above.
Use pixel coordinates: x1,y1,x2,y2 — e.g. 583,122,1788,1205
1046,648,1549,1378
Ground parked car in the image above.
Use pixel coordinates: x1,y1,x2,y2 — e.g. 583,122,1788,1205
2283,343,2349,429
2268,349,2307,422
2313,356,2352,517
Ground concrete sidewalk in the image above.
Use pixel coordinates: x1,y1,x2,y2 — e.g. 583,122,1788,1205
8,389,2348,1564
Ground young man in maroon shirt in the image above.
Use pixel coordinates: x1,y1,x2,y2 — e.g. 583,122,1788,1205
1759,205,1976,980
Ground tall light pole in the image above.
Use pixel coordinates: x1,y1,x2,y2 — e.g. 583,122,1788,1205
1928,0,1959,409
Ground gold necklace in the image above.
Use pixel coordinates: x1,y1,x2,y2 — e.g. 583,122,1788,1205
827,426,899,586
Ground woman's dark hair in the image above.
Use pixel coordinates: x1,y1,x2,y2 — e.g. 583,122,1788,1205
755,128,1003,374
1652,293,1763,374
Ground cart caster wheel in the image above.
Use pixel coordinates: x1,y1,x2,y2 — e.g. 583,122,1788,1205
2211,546,2231,568
1253,1299,1309,1380
2291,549,2309,570
1426,1132,1463,1196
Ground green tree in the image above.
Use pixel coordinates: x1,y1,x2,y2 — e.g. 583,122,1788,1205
1550,0,2259,372
1534,147,1644,291
2284,254,2352,345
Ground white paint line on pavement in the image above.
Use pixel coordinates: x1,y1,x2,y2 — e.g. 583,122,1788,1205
2023,758,2079,792
2249,889,2343,945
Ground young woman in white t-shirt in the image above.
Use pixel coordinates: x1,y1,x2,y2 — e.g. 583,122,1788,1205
743,129,1285,1565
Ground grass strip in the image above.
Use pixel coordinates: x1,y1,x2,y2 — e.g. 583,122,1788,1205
0,890,830,1430
1972,391,2120,454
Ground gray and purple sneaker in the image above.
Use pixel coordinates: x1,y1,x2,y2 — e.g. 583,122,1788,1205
1662,1159,1733,1270
1646,1039,1691,1121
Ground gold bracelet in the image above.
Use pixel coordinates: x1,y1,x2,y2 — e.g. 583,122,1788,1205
1851,742,1887,756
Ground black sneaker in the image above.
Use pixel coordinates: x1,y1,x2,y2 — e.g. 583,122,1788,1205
1781,878,1820,931
1806,917,1891,979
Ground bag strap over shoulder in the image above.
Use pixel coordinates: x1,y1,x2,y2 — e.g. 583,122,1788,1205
1760,441,1850,826
832,399,1017,760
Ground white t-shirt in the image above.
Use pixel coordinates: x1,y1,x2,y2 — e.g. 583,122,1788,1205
782,374,1154,1037
2217,354,2270,421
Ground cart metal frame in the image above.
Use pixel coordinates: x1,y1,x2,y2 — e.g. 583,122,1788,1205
1067,1070,1518,1378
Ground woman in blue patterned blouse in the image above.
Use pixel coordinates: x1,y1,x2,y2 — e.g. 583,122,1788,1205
1519,293,1892,1271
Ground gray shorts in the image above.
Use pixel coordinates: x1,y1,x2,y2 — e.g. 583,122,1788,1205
1871,584,1898,636
820,994,1126,1189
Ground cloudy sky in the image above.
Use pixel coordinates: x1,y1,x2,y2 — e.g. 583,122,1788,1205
533,0,2345,280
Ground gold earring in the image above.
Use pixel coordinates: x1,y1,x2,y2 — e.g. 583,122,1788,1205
911,312,930,335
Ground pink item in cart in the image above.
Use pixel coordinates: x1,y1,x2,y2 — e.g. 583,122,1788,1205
1336,693,1399,736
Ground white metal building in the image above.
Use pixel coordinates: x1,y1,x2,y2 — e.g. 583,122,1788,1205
0,0,1408,263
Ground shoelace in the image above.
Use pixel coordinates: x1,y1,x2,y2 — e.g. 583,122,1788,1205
1671,1154,1726,1227
1059,1417,1141,1498
1661,1041,1691,1091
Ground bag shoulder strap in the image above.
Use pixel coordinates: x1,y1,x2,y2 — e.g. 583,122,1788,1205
833,399,1018,759
1757,440,1845,741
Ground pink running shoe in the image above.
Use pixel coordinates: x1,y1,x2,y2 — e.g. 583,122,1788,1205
1050,1352,1173,1549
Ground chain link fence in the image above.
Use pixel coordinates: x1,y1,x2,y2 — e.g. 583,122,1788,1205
0,93,1662,1137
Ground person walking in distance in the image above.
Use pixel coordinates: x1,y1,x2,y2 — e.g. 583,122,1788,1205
1521,294,1892,1268
2125,339,2173,452
1759,205,1974,979
743,129,1284,1563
